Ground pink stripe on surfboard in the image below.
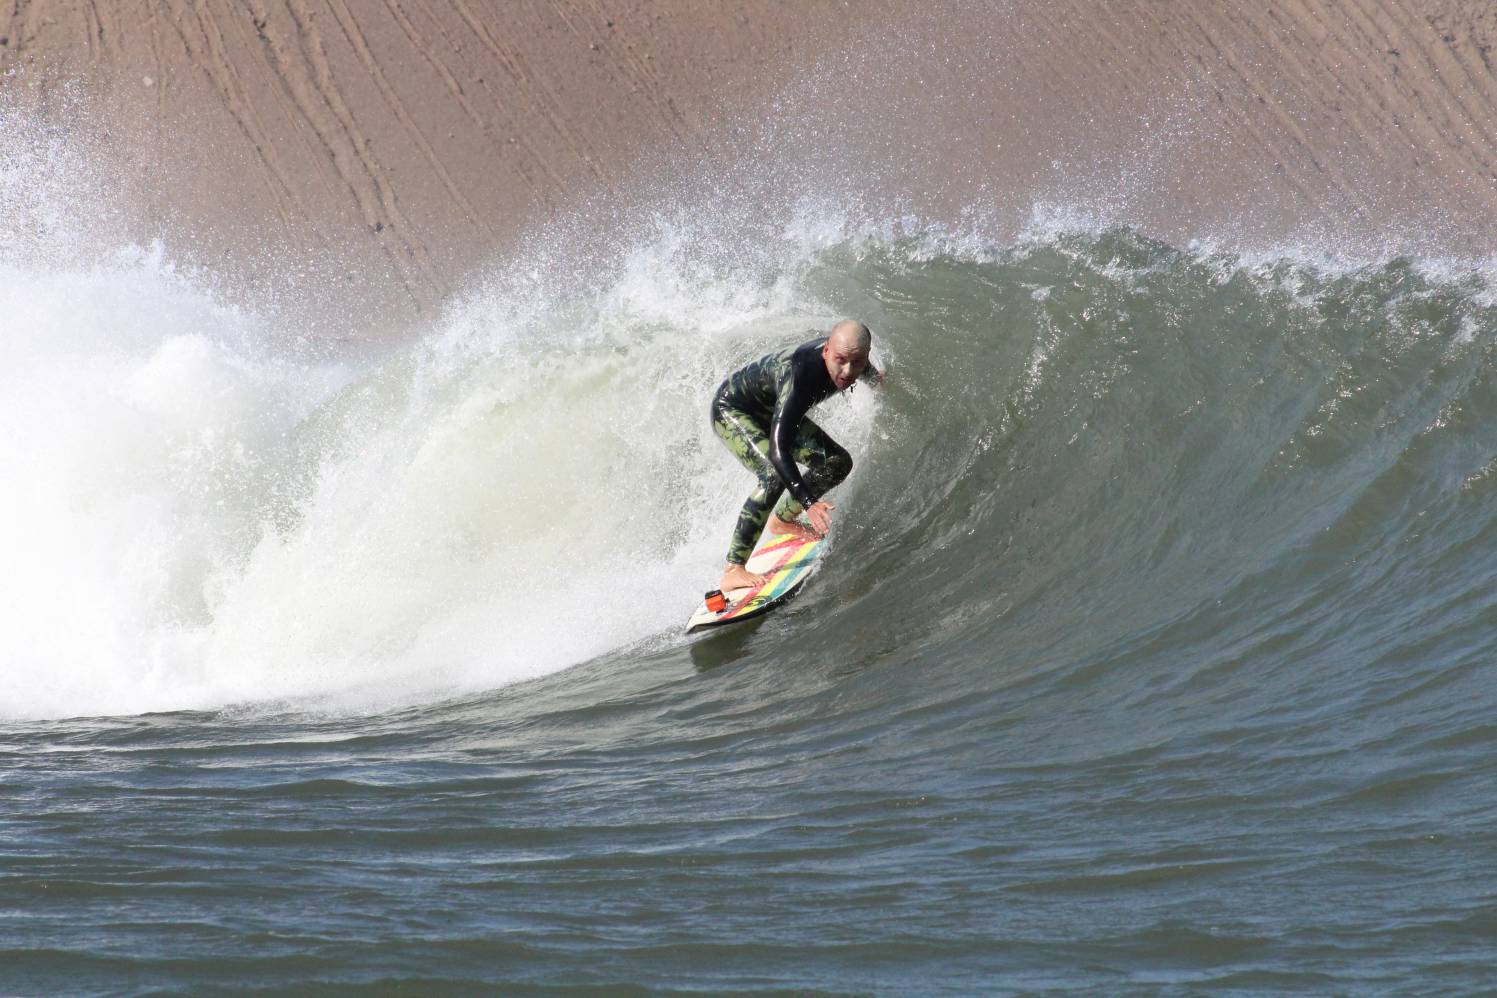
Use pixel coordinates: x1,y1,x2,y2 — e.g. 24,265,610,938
755,533,818,557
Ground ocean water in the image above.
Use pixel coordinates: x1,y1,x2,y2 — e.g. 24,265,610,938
5,121,1497,993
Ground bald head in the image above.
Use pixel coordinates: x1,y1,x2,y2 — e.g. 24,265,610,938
821,319,873,390
828,319,872,353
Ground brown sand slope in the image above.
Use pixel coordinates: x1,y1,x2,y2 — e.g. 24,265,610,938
2,0,875,326
4,1,1496,334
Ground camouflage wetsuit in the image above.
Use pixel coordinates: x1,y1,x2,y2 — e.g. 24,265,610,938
711,337,880,565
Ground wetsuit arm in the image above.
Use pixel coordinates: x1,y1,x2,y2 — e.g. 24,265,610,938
860,357,883,385
769,370,819,509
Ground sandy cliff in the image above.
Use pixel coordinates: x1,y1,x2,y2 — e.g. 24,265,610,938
4,1,1496,334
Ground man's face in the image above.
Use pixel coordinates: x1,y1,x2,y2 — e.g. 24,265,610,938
822,339,869,390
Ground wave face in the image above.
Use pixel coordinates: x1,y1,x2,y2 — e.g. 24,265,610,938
6,204,1497,989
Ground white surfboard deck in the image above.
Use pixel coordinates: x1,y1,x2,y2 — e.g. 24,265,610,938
686,532,825,633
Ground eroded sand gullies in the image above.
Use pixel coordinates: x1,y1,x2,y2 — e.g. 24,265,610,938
4,2,1496,334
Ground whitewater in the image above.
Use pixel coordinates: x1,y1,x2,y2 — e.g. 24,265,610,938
5,109,1497,993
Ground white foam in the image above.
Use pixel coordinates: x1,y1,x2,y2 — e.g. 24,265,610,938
0,177,879,720
0,249,348,718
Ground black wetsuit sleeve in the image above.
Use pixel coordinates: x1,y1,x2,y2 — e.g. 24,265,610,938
768,363,820,509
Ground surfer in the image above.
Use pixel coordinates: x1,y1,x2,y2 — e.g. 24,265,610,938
711,319,883,591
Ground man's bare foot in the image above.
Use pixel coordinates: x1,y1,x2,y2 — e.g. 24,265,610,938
720,563,770,591
766,513,822,541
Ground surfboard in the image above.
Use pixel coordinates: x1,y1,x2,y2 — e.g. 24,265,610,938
686,532,825,633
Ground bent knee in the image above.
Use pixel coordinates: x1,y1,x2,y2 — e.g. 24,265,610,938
752,475,786,502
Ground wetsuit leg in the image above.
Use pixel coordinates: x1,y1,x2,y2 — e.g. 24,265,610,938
771,418,852,521
711,403,786,565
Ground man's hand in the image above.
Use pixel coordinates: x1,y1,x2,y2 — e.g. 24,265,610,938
806,501,835,536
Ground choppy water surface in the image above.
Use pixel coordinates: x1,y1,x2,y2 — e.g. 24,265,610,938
5,219,1497,993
